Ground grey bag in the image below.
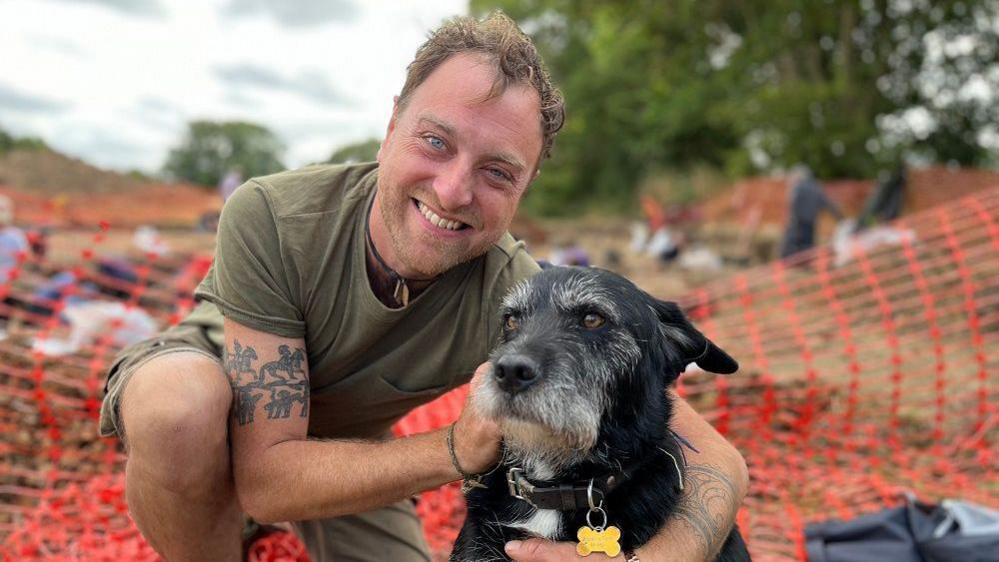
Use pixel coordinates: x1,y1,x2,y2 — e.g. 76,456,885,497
806,498,999,562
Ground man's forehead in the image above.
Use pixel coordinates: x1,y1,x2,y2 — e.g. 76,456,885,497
400,54,543,163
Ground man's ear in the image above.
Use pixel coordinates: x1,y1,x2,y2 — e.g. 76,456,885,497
654,299,738,375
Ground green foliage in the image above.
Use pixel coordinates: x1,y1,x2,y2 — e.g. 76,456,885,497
473,0,997,215
163,120,285,187
126,169,154,182
0,125,48,154
640,166,731,207
327,138,381,164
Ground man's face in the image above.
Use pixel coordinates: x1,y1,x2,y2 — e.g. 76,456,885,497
372,53,543,279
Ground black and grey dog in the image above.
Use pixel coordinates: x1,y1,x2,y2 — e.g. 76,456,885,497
451,266,750,561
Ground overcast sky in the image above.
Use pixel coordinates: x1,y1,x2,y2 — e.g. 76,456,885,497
0,0,468,173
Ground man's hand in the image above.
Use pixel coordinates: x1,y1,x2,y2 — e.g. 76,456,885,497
505,539,624,562
451,362,503,474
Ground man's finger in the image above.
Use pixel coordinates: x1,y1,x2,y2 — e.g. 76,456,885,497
505,538,622,561
470,361,492,388
506,539,573,561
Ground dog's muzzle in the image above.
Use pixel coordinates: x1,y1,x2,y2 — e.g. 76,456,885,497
493,354,541,395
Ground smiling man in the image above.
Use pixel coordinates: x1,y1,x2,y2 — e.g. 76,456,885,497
98,12,748,562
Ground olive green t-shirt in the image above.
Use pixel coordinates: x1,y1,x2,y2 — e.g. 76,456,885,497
194,162,540,439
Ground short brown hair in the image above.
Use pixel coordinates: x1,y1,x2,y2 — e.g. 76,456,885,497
398,11,565,163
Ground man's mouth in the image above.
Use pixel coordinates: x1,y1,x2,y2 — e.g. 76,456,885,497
415,199,469,231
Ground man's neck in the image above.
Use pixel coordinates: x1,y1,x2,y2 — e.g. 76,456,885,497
365,196,434,308
364,248,433,309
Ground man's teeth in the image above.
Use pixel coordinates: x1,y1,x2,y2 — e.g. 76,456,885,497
417,201,464,231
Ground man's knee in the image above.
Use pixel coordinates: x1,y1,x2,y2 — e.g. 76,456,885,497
121,352,232,491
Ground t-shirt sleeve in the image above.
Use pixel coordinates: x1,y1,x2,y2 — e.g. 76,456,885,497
194,180,306,338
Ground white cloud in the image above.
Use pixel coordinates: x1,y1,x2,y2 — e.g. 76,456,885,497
0,0,467,172
221,0,359,27
50,0,166,18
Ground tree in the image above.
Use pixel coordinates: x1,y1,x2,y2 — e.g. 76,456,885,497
0,124,47,154
327,138,381,165
163,121,285,187
473,0,997,215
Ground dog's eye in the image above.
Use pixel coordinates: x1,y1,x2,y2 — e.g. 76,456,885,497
582,313,605,329
504,314,519,331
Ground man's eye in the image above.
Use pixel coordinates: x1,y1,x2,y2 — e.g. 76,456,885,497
582,313,605,329
425,136,446,151
487,167,512,182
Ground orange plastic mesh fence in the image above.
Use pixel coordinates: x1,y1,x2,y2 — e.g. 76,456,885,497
0,187,996,561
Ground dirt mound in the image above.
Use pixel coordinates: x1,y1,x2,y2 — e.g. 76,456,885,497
0,149,149,195
0,183,221,228
0,149,220,228
701,166,999,226
902,166,999,210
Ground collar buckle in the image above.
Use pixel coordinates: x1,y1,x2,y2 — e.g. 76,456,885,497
506,467,537,508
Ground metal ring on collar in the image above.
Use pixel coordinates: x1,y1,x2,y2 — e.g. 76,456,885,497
586,478,604,510
586,505,608,531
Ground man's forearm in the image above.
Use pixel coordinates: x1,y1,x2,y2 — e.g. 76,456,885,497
635,395,748,561
634,461,743,561
235,427,456,524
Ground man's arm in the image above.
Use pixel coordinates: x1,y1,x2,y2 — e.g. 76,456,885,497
817,186,845,220
505,392,749,562
224,318,499,524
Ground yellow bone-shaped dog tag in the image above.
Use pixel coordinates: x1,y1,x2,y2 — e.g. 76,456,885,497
575,525,622,557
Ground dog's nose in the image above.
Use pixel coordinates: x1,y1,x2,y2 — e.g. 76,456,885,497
494,354,541,394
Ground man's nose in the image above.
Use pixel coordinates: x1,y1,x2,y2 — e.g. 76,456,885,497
432,161,474,211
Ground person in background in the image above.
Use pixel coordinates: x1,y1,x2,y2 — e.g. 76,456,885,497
0,196,28,282
779,164,843,258
218,167,244,203
548,237,590,267
854,163,906,233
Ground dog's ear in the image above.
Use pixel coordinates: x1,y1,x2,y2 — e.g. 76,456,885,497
653,299,738,375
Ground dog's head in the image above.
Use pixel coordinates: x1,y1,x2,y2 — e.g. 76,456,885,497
474,266,737,473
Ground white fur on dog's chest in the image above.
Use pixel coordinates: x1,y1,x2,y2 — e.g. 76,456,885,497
508,509,563,539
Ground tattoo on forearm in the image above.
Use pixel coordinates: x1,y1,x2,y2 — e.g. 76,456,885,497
674,464,739,559
224,340,309,426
